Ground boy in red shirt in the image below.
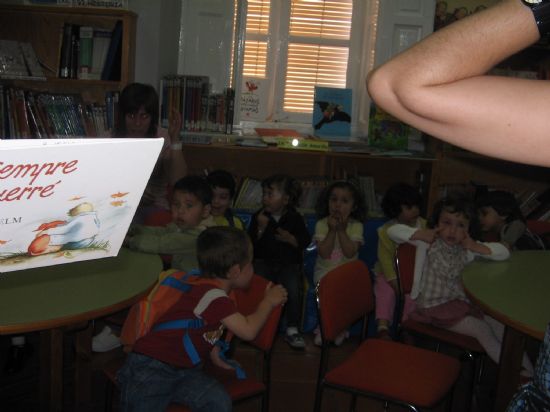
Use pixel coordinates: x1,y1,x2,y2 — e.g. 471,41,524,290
117,226,287,412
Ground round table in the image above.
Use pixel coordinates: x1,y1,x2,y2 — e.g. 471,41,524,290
0,248,162,412
462,250,550,412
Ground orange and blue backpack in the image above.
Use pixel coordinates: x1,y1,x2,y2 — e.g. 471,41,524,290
120,268,245,378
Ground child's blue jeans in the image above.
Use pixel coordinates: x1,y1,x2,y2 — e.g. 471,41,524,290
117,352,231,412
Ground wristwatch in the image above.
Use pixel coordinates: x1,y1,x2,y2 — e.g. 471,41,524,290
521,0,550,37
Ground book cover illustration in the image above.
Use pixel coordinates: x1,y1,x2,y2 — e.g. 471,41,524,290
312,86,352,138
240,77,268,122
367,104,410,150
0,138,163,273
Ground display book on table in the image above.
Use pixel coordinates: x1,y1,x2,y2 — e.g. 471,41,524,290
0,85,119,139
312,86,352,139
159,75,235,135
0,138,163,273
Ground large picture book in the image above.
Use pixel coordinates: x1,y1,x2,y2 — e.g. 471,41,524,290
0,138,163,273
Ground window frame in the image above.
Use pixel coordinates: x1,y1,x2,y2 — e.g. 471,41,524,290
235,0,374,136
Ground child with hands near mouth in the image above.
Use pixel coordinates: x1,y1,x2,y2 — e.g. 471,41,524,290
249,175,311,349
388,193,534,377
312,181,366,346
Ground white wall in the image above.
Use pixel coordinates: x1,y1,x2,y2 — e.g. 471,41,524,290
177,0,234,93
130,0,181,91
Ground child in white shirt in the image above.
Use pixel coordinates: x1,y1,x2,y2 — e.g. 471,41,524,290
388,193,533,376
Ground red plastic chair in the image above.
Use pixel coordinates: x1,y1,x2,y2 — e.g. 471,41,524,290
526,219,550,248
104,274,282,412
394,243,486,411
314,260,460,412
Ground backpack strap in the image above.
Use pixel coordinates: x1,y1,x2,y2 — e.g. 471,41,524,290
153,319,204,365
215,339,247,379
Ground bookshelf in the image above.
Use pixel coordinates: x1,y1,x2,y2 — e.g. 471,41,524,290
0,4,136,103
181,143,438,214
434,149,550,214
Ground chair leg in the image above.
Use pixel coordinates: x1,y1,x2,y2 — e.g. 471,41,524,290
313,381,324,412
350,394,357,412
104,379,114,412
260,392,267,412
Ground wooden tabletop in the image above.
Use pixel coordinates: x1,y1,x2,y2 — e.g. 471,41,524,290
462,250,550,340
0,248,162,335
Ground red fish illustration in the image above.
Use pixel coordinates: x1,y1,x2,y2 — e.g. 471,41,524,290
33,220,67,232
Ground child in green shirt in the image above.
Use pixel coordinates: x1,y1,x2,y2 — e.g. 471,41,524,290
126,175,216,272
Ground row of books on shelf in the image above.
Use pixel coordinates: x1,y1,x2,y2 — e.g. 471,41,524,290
0,86,117,139
58,20,122,81
159,75,235,135
233,175,382,217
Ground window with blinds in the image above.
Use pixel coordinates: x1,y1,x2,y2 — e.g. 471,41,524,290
242,0,353,116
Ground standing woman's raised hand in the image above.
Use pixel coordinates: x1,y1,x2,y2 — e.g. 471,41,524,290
168,108,182,144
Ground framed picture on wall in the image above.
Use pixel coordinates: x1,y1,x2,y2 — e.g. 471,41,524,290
434,0,498,31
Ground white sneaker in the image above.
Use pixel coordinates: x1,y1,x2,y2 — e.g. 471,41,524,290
334,330,348,347
92,326,121,352
313,332,322,347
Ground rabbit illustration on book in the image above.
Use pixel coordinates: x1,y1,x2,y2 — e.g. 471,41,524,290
28,202,100,256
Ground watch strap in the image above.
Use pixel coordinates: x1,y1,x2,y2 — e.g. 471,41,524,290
522,0,550,37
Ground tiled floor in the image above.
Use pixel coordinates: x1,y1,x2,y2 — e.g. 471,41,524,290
0,329,508,412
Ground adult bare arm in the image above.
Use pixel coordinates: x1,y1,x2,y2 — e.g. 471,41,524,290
367,0,550,167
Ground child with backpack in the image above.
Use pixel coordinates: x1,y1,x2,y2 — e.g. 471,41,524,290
117,226,288,412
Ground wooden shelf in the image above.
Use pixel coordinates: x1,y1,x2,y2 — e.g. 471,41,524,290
0,4,136,101
182,143,438,213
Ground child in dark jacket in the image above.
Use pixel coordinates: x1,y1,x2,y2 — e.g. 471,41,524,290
248,174,311,349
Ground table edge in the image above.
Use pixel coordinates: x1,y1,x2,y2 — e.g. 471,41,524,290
0,284,154,335
464,288,544,341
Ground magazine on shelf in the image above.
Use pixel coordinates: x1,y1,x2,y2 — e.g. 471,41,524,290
0,138,163,273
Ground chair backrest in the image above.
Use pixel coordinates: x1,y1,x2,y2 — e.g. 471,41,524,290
526,219,550,236
395,242,416,296
234,274,282,351
316,260,373,341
